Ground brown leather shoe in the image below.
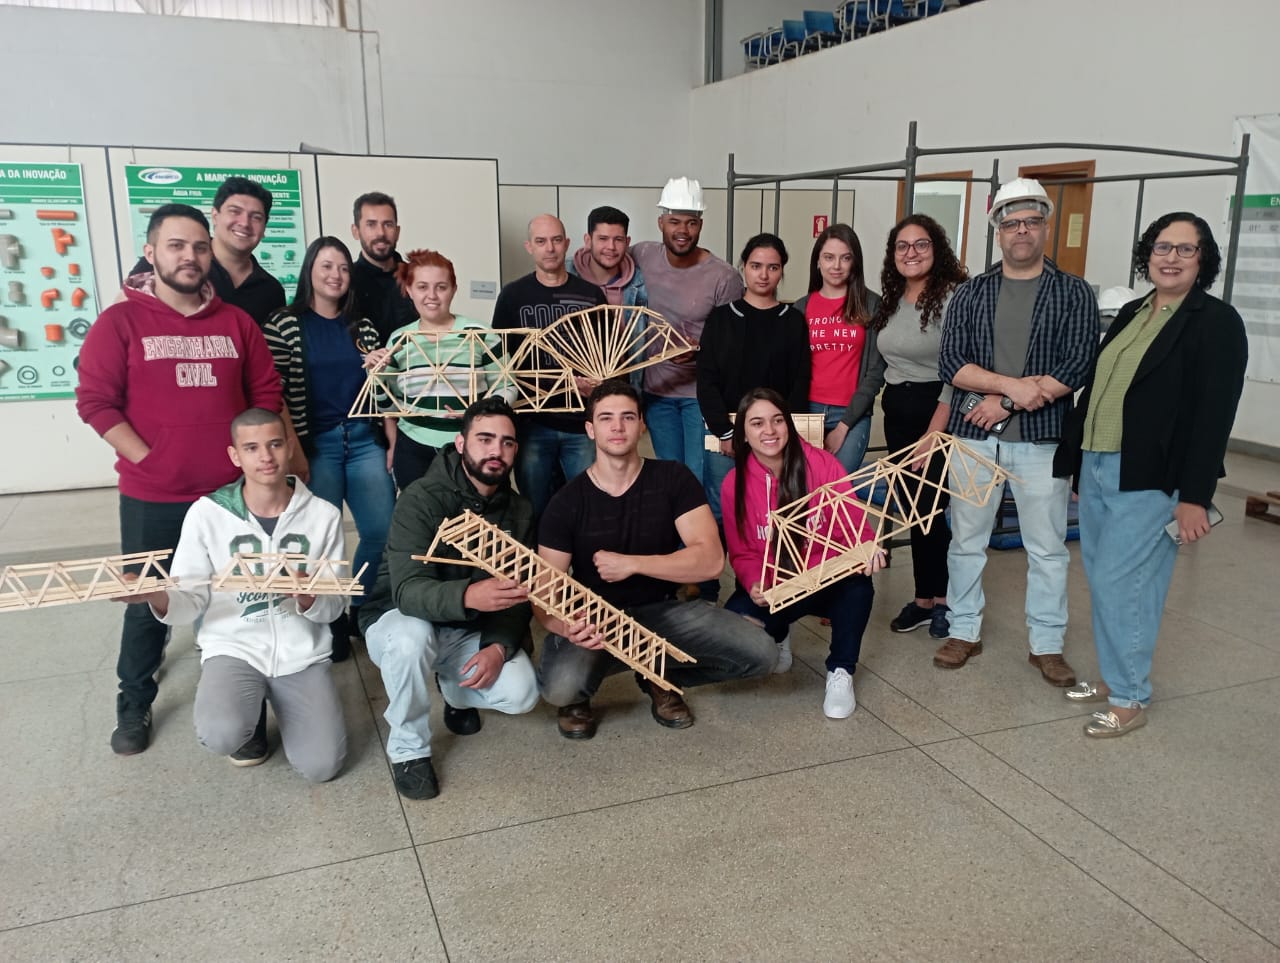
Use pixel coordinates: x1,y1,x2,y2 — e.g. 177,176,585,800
557,701,596,740
933,637,982,669
641,680,695,729
1028,653,1077,687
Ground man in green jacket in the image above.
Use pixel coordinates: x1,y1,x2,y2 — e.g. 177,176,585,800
358,397,539,801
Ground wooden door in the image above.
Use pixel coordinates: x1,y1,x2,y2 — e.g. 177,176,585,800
1018,160,1095,277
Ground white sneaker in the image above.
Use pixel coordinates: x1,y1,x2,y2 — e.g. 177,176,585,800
773,634,793,674
823,668,856,718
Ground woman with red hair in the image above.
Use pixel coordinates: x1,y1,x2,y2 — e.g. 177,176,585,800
367,249,510,489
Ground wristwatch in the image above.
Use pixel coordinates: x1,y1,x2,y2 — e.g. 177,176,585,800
1000,396,1015,412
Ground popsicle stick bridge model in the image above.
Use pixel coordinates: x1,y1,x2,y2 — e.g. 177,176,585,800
415,511,696,693
1,552,364,612
760,432,1013,612
348,306,695,418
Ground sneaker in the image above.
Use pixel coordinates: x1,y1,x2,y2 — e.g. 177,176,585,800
890,602,933,633
928,605,950,640
443,702,482,736
230,705,271,767
773,634,793,674
110,708,152,756
823,668,856,719
392,756,440,800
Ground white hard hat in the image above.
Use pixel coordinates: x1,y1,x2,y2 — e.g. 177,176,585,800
657,176,706,214
1097,286,1136,315
989,177,1054,226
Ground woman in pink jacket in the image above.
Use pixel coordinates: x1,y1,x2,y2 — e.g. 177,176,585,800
721,388,884,719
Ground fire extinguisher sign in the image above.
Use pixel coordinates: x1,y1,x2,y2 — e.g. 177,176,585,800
813,215,828,237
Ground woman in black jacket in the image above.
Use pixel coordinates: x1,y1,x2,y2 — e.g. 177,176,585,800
1055,213,1247,738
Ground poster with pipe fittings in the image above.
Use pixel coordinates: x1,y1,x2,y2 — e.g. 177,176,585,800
124,165,305,301
0,162,99,402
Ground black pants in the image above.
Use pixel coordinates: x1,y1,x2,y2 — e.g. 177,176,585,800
391,432,439,491
881,381,950,601
118,494,193,714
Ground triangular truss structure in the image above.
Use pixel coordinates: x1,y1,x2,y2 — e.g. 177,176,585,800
537,305,696,383
211,554,366,597
347,310,696,419
415,511,696,693
761,433,1014,611
0,551,174,612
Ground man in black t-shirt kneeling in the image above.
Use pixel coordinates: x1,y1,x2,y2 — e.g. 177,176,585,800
536,380,777,739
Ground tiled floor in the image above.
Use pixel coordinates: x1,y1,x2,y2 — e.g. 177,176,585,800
1,455,1278,961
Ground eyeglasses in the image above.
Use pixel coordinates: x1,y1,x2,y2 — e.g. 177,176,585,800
894,238,933,254
998,215,1046,233
1151,241,1200,258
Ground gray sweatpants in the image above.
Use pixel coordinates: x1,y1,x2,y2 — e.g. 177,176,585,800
194,656,347,783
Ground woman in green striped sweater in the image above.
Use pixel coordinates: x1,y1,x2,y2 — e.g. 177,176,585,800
366,249,511,489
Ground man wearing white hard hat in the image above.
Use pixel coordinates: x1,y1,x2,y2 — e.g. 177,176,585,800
631,178,744,600
933,178,1099,687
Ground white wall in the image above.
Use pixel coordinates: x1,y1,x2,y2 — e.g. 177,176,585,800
688,0,1280,448
2,7,366,154
359,0,703,184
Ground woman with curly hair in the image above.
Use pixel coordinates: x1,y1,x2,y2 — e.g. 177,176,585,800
794,224,883,473
872,214,968,639
1054,213,1247,738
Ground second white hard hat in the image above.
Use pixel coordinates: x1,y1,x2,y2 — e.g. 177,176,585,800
989,177,1054,226
657,177,706,214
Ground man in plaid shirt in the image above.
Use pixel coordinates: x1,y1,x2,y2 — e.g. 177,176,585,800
934,179,1099,686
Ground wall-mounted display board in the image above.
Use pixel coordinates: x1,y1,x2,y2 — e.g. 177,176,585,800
0,162,101,402
122,164,307,300
106,148,322,293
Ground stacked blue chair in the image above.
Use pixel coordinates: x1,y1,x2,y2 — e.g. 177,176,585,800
779,19,807,59
802,10,842,49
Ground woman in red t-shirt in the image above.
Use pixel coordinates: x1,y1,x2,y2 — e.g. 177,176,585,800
793,224,884,474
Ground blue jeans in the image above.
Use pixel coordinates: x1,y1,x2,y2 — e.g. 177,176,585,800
644,394,705,475
1078,451,1179,709
365,610,540,762
725,574,874,674
945,436,1070,654
514,420,595,520
308,420,397,596
537,598,777,706
810,402,870,474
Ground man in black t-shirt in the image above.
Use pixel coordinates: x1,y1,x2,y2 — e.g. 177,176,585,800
349,191,418,345
536,380,776,739
492,214,607,520
127,176,285,327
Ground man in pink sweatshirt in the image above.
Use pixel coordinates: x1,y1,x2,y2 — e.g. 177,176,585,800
77,203,283,756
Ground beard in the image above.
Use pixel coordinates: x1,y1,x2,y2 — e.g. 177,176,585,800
463,449,511,487
362,237,394,261
156,264,206,296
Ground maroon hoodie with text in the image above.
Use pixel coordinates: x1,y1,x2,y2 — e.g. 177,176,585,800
76,275,283,502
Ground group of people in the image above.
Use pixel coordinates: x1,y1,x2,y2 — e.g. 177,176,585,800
71,168,1247,798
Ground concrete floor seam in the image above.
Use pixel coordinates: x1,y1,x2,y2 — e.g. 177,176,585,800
410,741,926,851
941,739,1278,951
0,845,424,936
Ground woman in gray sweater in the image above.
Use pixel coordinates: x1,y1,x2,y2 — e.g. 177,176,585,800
872,214,968,639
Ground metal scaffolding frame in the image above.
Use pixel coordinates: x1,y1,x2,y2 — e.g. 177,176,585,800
726,120,1251,299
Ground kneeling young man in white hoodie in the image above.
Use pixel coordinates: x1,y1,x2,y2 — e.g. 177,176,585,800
122,407,349,781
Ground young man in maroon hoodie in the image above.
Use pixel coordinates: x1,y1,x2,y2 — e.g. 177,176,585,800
77,203,283,756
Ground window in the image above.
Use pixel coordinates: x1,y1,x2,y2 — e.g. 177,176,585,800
0,0,340,27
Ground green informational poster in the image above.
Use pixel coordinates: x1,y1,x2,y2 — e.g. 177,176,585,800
0,162,101,403
124,165,306,300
